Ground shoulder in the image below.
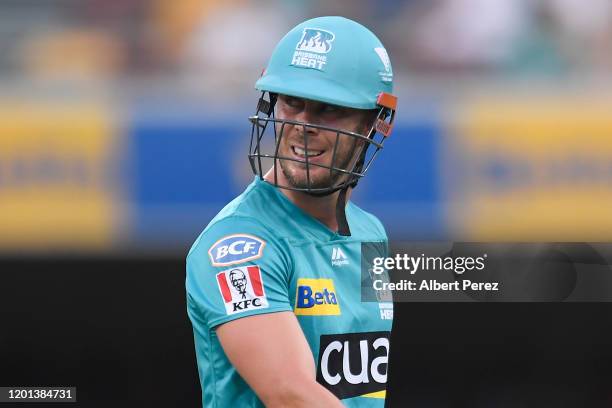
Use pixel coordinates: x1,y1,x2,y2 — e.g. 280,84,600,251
189,178,279,256
186,214,295,329
188,215,288,268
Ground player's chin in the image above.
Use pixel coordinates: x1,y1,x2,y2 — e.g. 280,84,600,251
287,169,333,190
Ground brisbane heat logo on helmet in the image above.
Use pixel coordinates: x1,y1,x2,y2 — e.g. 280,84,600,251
296,28,335,53
291,28,335,71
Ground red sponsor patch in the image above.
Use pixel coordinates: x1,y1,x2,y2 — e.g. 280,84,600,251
215,265,269,315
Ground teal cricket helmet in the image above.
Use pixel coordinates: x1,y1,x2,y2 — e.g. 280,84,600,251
255,16,395,110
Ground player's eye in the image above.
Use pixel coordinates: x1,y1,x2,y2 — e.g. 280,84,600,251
284,96,303,109
321,104,339,113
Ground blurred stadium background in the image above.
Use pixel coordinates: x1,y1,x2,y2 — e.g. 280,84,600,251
1,1,612,406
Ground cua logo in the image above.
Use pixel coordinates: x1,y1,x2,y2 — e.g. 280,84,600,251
208,234,266,266
317,331,390,399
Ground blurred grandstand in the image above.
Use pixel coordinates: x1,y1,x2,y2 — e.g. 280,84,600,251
1,0,612,255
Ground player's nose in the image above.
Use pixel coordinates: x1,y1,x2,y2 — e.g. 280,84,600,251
294,104,320,137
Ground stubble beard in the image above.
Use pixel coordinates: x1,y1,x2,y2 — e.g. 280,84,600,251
278,142,360,190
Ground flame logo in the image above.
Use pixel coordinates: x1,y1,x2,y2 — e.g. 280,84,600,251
296,28,335,54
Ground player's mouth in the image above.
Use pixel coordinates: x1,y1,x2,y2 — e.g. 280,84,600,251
291,145,325,159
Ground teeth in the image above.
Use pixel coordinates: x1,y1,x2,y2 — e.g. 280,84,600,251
293,146,323,157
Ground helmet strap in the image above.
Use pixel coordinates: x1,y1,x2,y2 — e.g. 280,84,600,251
305,130,373,236
336,186,351,236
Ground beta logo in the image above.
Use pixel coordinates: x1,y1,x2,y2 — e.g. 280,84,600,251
294,278,340,316
316,331,390,400
216,265,269,315
208,234,266,267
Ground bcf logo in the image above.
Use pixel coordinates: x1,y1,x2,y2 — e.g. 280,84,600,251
208,234,266,266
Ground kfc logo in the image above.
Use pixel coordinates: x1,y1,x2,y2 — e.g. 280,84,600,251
216,265,269,315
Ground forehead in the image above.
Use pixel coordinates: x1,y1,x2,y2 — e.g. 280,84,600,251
278,94,373,117
277,94,349,110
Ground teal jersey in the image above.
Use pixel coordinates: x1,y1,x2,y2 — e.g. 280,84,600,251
186,177,392,407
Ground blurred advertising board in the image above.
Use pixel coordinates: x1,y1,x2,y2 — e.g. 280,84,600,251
0,101,123,251
444,96,612,240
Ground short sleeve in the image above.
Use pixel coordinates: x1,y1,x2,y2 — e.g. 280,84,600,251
186,216,294,329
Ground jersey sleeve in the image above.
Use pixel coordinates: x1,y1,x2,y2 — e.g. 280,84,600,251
186,216,294,329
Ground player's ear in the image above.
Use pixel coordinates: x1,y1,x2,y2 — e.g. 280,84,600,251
360,109,379,135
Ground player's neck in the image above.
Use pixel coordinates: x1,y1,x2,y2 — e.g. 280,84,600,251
264,169,350,232
283,188,344,231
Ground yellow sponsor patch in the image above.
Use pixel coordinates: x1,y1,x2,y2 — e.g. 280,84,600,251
294,278,340,316
362,390,386,399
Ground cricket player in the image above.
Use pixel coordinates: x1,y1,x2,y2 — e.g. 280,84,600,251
186,16,397,407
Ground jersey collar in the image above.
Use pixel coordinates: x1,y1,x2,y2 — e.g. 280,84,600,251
254,177,352,242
